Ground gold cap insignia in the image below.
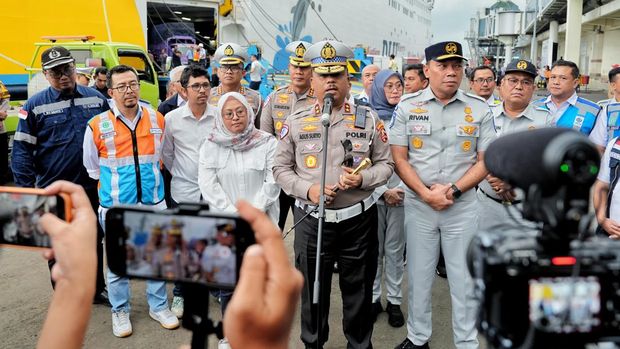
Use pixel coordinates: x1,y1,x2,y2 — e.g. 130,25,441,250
445,42,458,54
516,60,527,70
295,43,306,58
320,43,336,60
224,45,234,56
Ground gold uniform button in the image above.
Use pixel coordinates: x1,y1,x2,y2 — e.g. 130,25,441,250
412,137,423,149
461,140,472,152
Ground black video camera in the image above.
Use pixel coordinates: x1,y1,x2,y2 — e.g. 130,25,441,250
468,128,620,349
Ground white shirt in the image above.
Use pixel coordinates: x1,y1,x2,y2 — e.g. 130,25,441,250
176,94,187,107
250,61,264,82
354,91,369,103
198,135,280,223
162,103,217,203
598,138,620,220
544,92,578,123
589,97,620,147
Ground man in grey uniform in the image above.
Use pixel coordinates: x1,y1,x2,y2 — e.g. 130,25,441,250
273,40,393,349
208,43,262,127
261,40,316,230
390,41,494,349
477,59,554,235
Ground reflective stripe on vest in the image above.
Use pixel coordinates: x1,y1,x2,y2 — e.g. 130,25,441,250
606,103,620,140
556,98,600,135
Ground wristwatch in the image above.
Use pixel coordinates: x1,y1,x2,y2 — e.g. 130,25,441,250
450,184,462,199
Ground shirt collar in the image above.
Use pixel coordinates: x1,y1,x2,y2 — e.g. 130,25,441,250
112,104,143,121
49,84,82,101
545,91,578,106
493,102,535,121
422,87,467,104
181,103,216,120
176,94,186,107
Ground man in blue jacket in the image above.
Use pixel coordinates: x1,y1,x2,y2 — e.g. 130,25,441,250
534,59,600,135
11,46,110,305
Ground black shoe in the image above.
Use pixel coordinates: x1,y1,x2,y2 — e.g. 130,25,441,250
386,302,405,327
435,265,447,279
394,338,429,349
93,289,111,307
371,301,383,322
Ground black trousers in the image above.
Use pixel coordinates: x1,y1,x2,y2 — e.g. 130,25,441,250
293,205,378,349
48,186,106,294
277,190,295,231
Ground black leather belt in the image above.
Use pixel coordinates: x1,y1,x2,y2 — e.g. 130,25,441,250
479,188,522,205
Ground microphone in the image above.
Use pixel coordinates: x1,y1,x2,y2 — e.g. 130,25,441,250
321,93,334,126
484,128,599,194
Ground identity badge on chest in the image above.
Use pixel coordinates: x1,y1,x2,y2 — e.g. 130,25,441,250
407,122,431,135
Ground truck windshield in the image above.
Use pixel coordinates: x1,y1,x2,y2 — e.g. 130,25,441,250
117,50,154,84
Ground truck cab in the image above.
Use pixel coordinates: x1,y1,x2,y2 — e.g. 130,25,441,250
28,36,160,106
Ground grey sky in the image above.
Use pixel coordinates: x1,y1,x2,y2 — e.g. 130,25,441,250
431,0,526,50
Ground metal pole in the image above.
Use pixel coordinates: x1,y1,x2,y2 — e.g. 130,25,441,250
530,0,539,63
313,98,332,348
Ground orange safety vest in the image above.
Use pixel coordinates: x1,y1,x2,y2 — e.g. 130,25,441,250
88,105,165,207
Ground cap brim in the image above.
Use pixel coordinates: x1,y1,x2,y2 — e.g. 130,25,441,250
434,54,467,61
290,58,311,67
220,58,244,65
504,69,536,78
42,57,75,70
313,65,346,74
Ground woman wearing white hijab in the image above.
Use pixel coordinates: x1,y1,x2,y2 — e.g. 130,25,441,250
198,92,280,223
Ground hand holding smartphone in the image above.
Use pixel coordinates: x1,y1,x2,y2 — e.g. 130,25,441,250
0,187,72,249
105,205,255,289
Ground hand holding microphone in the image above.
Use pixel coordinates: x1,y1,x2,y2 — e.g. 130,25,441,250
338,158,372,191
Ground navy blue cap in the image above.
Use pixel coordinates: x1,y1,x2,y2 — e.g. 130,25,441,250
504,59,537,78
424,41,467,62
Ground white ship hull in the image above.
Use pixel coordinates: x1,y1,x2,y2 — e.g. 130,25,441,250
219,0,432,71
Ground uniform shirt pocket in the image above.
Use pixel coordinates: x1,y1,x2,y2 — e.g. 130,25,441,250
39,114,72,145
299,141,322,170
455,123,480,156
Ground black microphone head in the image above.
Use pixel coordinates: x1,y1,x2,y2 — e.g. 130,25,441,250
324,93,334,103
484,128,599,193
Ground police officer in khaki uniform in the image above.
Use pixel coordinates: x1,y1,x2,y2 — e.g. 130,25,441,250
390,41,494,349
209,43,262,127
477,59,554,235
261,40,316,230
273,40,394,349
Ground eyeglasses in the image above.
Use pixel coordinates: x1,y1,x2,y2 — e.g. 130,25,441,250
187,82,211,92
221,65,243,73
504,77,534,88
46,65,75,79
112,82,140,93
474,77,495,84
384,82,404,92
222,108,247,120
